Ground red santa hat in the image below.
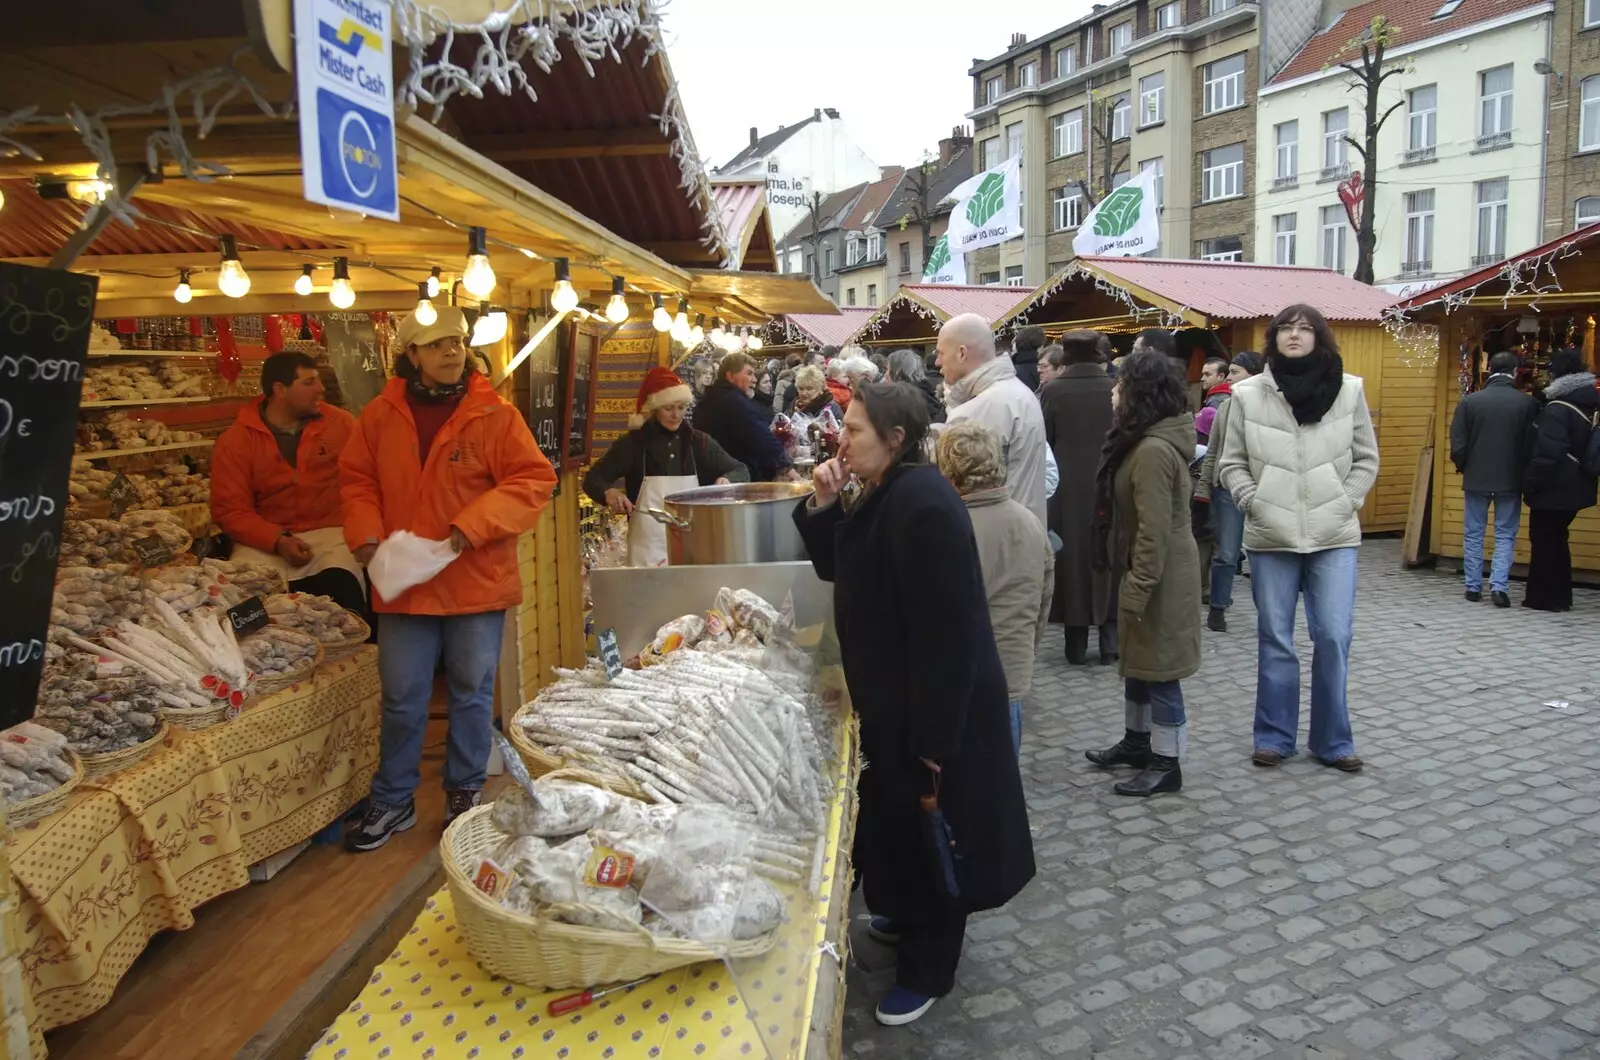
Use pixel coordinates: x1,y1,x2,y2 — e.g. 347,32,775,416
631,366,694,428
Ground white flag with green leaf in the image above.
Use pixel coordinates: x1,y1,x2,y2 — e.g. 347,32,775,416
944,156,1023,255
921,234,964,284
1072,169,1161,258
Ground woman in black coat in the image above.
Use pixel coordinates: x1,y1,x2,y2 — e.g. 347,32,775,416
1523,349,1599,611
793,382,1034,1027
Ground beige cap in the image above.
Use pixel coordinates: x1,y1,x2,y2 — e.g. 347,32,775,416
393,306,469,352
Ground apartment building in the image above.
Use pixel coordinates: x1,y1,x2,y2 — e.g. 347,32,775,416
1255,0,1552,285
964,0,1291,287
1542,0,1600,238
872,131,975,297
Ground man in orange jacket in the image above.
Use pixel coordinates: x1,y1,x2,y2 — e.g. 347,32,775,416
341,307,557,851
211,351,365,614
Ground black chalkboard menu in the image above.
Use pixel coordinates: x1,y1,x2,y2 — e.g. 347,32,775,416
562,327,600,471
523,317,569,466
322,312,387,414
0,263,99,728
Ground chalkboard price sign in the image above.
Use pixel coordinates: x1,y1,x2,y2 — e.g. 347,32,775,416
522,317,568,466
103,472,139,518
132,535,175,569
226,596,270,636
562,327,600,471
0,262,99,728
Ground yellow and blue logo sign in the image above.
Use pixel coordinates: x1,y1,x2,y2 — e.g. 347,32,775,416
319,18,382,56
316,89,396,216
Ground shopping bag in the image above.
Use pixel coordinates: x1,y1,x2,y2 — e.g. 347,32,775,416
368,530,459,600
919,774,961,901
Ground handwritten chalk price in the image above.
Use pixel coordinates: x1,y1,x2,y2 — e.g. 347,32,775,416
226,596,269,636
102,473,139,518
131,535,174,569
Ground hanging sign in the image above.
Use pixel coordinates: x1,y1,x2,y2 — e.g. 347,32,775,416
293,0,400,221
1073,168,1162,259
226,596,271,637
1338,171,1365,231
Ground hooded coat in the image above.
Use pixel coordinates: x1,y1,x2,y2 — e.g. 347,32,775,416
1112,414,1202,683
1039,364,1116,626
1526,371,1600,512
792,464,1035,921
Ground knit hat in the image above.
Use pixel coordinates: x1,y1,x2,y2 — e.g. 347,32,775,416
1231,350,1263,376
631,366,693,428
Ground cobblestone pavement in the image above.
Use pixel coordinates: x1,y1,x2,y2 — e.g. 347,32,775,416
841,539,1600,1059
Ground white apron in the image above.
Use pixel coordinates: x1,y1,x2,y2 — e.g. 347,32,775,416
626,473,699,567
229,525,367,585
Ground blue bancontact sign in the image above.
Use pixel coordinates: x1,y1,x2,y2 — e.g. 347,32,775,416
295,0,399,221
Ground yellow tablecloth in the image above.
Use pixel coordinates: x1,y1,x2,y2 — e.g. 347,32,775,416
311,717,858,1060
7,648,381,1032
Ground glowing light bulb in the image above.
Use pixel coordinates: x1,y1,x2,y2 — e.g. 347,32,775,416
462,226,496,299
549,257,580,314
689,314,705,347
173,270,193,304
651,294,671,332
413,283,438,326
605,276,629,324
67,178,112,205
471,304,508,346
328,257,356,309
216,235,251,298
710,318,726,347
294,265,314,297
426,267,442,299
747,331,764,351
671,300,691,343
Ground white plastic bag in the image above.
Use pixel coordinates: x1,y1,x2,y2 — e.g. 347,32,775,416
368,531,459,601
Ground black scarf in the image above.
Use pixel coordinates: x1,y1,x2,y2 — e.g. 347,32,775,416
1267,350,1344,425
406,374,470,404
1090,422,1145,571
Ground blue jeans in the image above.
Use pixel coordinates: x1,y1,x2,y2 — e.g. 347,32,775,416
372,610,507,806
1249,549,1357,762
1125,678,1187,757
1009,699,1022,759
1462,490,1522,593
1210,488,1245,610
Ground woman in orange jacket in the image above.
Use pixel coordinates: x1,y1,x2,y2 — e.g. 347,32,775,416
341,307,557,852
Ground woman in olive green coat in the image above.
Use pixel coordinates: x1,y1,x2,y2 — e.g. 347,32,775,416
1086,349,1201,796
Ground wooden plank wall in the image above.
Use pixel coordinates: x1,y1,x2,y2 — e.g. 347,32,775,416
509,474,589,707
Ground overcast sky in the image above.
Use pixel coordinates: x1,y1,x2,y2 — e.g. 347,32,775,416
663,0,1096,172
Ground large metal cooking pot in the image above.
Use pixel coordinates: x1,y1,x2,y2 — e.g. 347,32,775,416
643,482,814,566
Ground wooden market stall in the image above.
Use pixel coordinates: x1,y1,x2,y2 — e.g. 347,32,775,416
1391,226,1600,575
850,284,1033,353
0,3,831,1058
996,258,1421,533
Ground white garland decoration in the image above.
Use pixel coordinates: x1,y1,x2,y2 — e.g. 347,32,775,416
852,291,942,342
1008,262,1191,332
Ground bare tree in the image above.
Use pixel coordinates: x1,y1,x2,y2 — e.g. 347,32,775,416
803,190,825,285
1078,89,1131,207
1329,15,1408,285
890,154,941,268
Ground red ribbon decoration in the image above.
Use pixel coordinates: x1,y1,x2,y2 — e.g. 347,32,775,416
1337,171,1365,231
263,314,286,353
213,316,242,383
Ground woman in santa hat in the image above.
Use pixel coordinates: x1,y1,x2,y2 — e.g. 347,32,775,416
583,366,750,566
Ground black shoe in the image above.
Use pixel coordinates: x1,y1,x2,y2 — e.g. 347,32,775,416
1465,589,1482,602
1201,593,1210,607
1099,652,1119,665
1087,729,1151,768
1114,755,1182,796
445,788,482,827
1492,590,1511,608
1207,607,1227,632
1064,627,1088,665
345,799,417,852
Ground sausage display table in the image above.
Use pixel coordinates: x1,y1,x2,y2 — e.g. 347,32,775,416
7,647,381,1034
308,718,860,1060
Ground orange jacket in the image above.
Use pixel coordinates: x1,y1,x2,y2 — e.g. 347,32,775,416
826,378,853,410
210,400,357,552
340,375,557,615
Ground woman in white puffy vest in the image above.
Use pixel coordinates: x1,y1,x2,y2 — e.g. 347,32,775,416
1218,304,1379,773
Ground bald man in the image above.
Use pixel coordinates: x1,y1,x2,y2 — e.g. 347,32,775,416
936,313,1049,527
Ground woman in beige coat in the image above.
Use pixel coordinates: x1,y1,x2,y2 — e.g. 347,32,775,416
936,421,1054,757
1085,350,1200,796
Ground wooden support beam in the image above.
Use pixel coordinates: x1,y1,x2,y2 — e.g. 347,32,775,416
49,167,147,269
471,128,672,164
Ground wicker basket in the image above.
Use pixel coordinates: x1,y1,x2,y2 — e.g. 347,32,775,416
507,706,648,800
5,750,84,828
249,644,324,696
159,699,230,731
319,613,371,662
442,804,777,990
79,723,169,780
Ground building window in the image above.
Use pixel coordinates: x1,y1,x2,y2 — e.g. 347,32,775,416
1198,236,1243,262
823,246,834,276
1005,265,1026,286
1052,109,1083,156
1273,214,1297,265
805,252,815,277
1582,77,1600,152
1321,205,1347,272
1202,143,1245,202
979,270,1002,285
1140,72,1165,126
1403,189,1435,276
1589,0,1600,25
867,284,878,307
1407,85,1438,161
1052,187,1084,230
1056,45,1078,78
979,136,1000,170
1019,61,1038,88
899,243,911,274
1322,108,1349,175
867,232,882,260
1274,121,1298,187
1006,122,1023,163
1048,260,1071,275
1111,22,1133,55
1112,94,1131,140
1579,197,1600,227
1140,156,1165,208
846,238,862,267
1474,179,1508,266
985,76,1003,104
1478,65,1513,147
1202,54,1246,114
1112,170,1131,189
845,287,856,306
1212,0,1238,12
1155,1,1182,29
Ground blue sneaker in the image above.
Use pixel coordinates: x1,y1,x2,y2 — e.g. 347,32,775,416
867,916,902,944
874,986,935,1026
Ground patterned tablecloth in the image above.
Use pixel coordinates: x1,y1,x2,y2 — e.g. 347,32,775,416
309,715,858,1060
7,647,381,1033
